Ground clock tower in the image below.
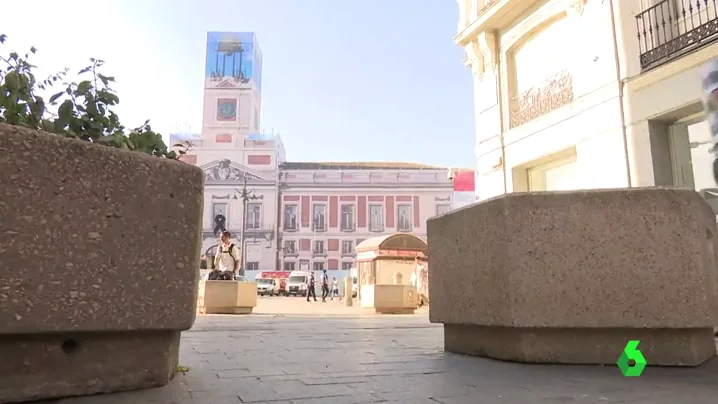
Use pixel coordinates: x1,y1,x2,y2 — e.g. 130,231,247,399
201,32,263,152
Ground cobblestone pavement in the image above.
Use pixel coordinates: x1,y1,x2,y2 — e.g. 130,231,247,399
52,300,718,403
252,295,430,317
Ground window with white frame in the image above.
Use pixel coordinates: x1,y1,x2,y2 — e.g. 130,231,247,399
341,240,353,255
312,204,327,231
246,202,262,229
314,240,325,254
245,262,259,271
369,204,384,232
284,204,298,231
283,261,296,271
341,261,353,271
397,204,412,231
340,204,355,231
284,240,296,255
436,203,451,216
313,261,325,271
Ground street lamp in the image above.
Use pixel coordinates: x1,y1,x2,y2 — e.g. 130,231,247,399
233,176,260,276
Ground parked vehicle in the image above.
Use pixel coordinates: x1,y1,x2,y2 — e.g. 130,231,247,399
286,270,311,296
201,272,245,281
255,278,275,296
255,271,290,296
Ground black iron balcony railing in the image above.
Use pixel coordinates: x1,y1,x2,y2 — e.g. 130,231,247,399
636,0,718,70
508,70,574,129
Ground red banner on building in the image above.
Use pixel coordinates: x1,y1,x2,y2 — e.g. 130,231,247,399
453,171,475,192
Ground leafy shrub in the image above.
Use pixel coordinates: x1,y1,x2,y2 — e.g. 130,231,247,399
0,34,189,158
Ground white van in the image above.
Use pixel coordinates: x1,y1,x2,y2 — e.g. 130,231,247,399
254,276,278,296
286,270,311,296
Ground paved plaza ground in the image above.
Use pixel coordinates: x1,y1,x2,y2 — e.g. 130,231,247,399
51,297,718,404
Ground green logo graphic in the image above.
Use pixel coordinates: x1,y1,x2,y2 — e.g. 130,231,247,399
617,340,647,376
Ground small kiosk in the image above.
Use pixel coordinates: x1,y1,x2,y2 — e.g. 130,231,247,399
355,233,427,314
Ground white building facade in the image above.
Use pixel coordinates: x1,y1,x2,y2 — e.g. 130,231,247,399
175,32,456,274
457,0,718,211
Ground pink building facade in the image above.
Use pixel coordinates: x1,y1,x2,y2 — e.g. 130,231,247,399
173,32,458,272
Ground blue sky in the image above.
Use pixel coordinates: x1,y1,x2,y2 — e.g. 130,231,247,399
3,0,475,168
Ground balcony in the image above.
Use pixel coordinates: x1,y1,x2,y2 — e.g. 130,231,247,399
508,71,574,129
636,0,718,71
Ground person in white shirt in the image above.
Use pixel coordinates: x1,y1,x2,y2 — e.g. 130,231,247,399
331,277,339,300
415,258,425,302
211,231,240,280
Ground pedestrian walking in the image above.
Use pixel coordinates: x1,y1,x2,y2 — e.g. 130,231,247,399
331,277,339,300
306,273,317,302
703,58,718,184
413,257,427,307
320,269,330,302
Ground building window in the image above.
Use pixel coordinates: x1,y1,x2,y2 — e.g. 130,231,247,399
284,204,298,231
509,16,572,128
246,202,262,229
340,204,355,231
369,204,384,232
284,240,296,255
341,261,353,271
246,262,259,271
436,203,451,216
341,240,353,255
312,205,327,231
313,261,325,271
314,240,325,254
283,261,296,271
528,154,579,191
397,204,412,232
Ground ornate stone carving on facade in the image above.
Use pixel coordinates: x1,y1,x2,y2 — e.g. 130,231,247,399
204,159,261,182
477,31,497,72
463,31,497,78
435,196,451,202
508,70,574,128
566,0,587,16
211,194,231,200
464,40,484,76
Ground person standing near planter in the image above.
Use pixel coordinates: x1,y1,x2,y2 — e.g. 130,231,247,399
211,231,241,280
413,257,427,307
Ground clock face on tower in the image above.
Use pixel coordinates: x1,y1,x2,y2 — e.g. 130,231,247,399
217,98,238,121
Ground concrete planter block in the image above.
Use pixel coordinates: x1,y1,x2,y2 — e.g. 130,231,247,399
0,124,203,402
198,281,257,314
428,188,718,366
361,284,416,314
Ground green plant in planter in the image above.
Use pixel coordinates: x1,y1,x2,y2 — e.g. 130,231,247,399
0,34,190,159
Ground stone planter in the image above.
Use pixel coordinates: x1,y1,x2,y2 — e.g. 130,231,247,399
360,284,416,314
0,124,204,402
197,281,258,314
427,188,718,367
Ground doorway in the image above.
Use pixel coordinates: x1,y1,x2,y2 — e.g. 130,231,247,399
667,116,718,218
